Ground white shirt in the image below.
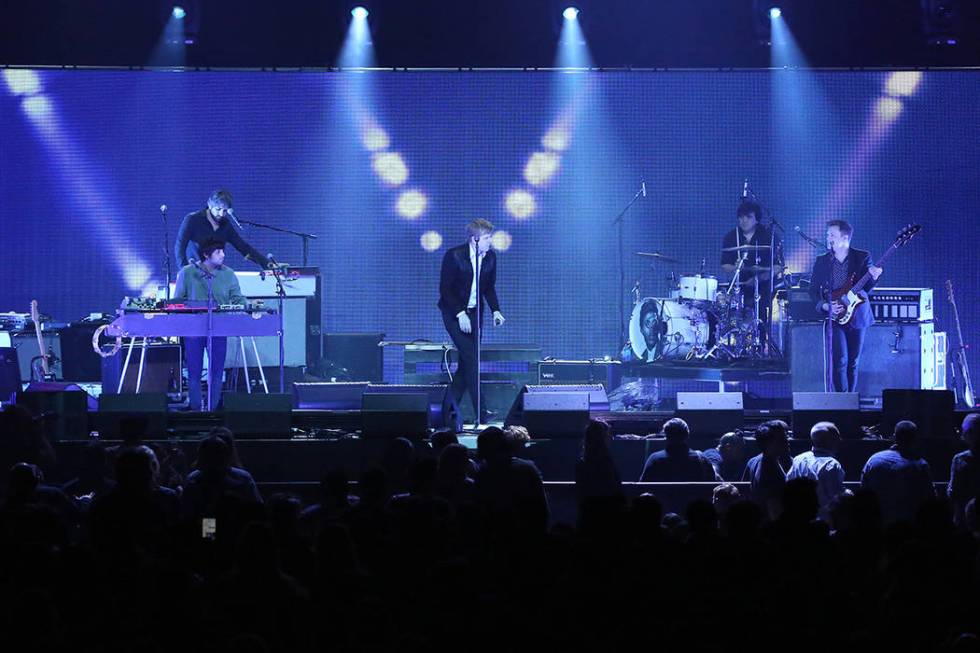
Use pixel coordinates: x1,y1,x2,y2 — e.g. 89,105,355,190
467,242,486,310
787,448,846,518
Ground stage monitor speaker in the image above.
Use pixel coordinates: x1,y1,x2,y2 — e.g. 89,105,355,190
504,383,609,428
361,392,431,439
881,389,955,439
791,392,862,439
364,384,460,432
675,392,744,438
320,333,384,383
221,393,293,438
97,393,169,439
101,345,182,395
15,387,90,441
522,391,591,439
0,347,21,404
293,382,369,410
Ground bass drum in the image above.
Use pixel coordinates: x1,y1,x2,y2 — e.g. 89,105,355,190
629,298,711,361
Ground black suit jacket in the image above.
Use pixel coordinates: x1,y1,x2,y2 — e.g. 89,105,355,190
809,247,877,329
438,243,500,317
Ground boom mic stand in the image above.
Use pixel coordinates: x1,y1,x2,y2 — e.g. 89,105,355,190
611,181,647,349
237,218,318,267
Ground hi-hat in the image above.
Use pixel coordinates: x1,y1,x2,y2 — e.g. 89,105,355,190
721,244,771,252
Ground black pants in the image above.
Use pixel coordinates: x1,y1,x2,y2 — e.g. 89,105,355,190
185,336,227,411
442,308,487,422
829,323,866,393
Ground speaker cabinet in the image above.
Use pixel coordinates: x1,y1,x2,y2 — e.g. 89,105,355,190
504,384,609,430
790,322,938,398
320,333,384,383
293,382,369,410
222,393,293,438
675,392,744,438
15,388,90,441
97,393,169,439
522,391,591,439
0,347,21,404
361,392,431,439
881,389,955,439
12,333,62,381
537,360,623,392
791,392,862,439
101,344,182,395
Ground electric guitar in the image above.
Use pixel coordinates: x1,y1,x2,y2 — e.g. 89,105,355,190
29,299,55,381
946,279,976,408
832,223,921,326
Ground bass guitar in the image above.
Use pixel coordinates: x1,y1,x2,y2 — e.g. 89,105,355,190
29,299,55,381
833,223,921,326
946,279,976,408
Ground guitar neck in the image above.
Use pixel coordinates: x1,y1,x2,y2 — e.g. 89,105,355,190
30,300,51,376
847,244,896,294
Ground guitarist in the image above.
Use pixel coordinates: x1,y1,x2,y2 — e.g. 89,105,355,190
809,220,883,392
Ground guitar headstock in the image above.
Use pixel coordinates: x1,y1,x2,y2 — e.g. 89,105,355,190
946,279,955,304
895,223,921,247
30,299,40,322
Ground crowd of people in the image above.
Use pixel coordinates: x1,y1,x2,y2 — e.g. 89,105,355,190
0,403,978,652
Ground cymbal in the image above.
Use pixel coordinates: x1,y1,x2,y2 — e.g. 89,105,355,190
721,244,771,252
740,265,773,272
634,251,680,263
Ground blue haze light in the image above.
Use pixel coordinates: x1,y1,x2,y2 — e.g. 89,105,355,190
351,6,369,20
172,6,186,19
769,7,782,19
563,7,579,21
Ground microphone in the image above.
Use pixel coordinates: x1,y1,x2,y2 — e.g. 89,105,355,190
794,225,822,250
227,207,245,231
641,181,646,198
742,179,749,199
160,204,168,214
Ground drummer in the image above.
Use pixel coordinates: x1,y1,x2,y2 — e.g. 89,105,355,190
720,199,782,318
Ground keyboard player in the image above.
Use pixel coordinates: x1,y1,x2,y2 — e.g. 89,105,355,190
173,238,247,411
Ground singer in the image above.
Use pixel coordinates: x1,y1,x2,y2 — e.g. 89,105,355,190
173,238,248,411
720,199,782,322
174,189,270,269
809,220,883,392
438,219,505,425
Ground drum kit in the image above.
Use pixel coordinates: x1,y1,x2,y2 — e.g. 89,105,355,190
627,244,783,362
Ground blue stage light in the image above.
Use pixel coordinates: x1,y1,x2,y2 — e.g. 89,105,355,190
351,6,369,20
172,6,186,19
563,7,579,21
769,7,782,19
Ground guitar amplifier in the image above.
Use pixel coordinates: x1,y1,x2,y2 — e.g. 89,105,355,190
537,359,622,392
869,287,933,323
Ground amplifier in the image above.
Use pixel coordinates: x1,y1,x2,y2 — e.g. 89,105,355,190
537,359,622,391
868,287,933,322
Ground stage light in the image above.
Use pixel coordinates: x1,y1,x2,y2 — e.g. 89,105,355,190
396,189,427,219
351,6,368,20
172,6,186,19
524,151,561,187
124,262,153,293
360,124,390,151
372,151,408,186
875,97,903,121
563,7,579,20
420,231,443,252
542,124,570,152
491,230,513,252
769,7,781,19
3,69,41,96
21,95,52,120
505,189,536,220
885,71,923,97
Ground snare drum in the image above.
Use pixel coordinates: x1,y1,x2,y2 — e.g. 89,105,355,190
629,298,711,361
678,275,718,301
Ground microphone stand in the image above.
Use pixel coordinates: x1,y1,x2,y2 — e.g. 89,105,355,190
238,219,319,267
200,264,216,411
611,183,645,349
473,241,482,427
823,286,834,392
161,206,172,302
268,262,287,393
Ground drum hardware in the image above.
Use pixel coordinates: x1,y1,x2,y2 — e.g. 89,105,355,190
634,251,681,264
